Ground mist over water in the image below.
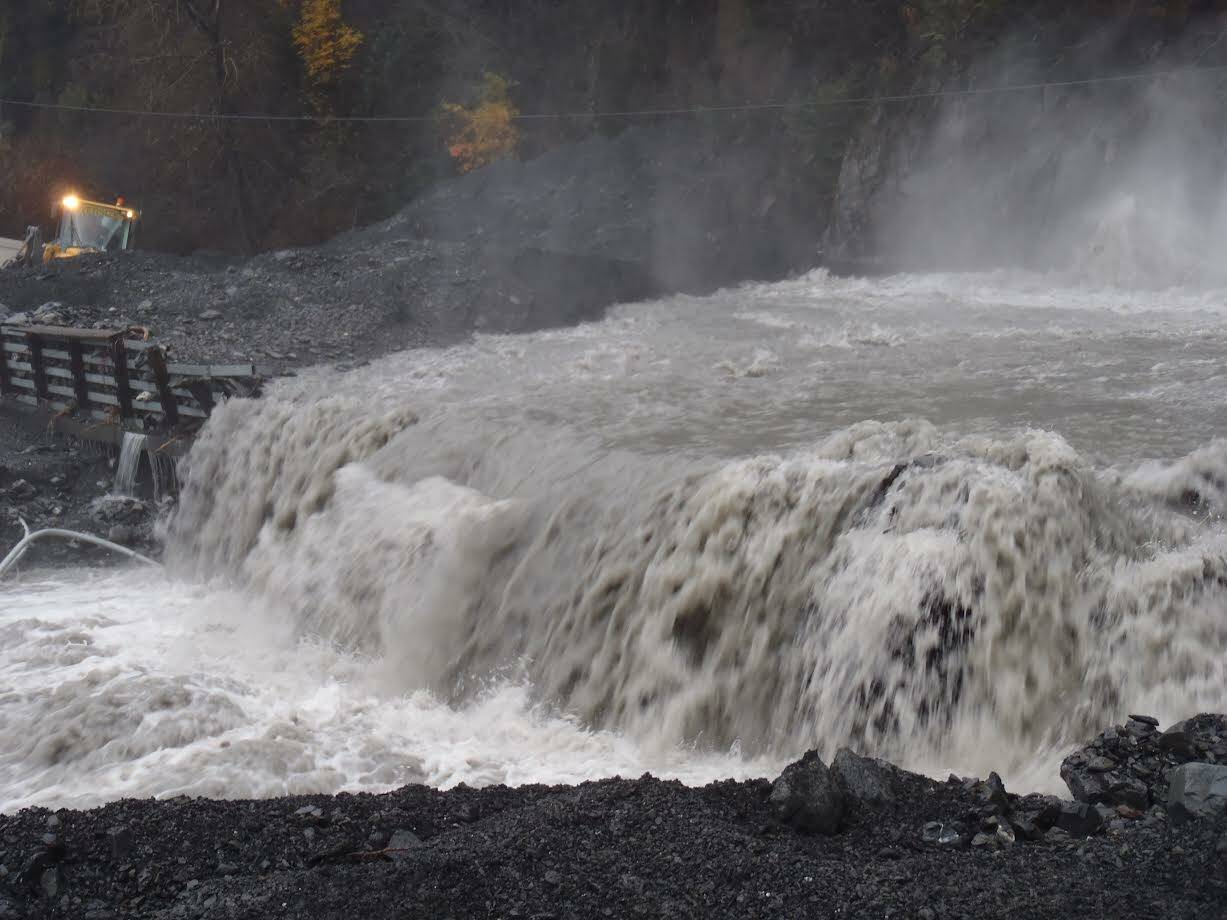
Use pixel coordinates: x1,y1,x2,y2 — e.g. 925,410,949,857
8,265,1227,812
842,32,1227,287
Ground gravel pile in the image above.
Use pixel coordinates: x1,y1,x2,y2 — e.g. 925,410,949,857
0,127,813,372
1061,714,1227,810
2,720,1226,919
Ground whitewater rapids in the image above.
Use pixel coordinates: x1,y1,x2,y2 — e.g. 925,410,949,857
6,268,1227,812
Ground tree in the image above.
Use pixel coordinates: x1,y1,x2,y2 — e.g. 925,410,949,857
291,0,363,92
441,72,519,174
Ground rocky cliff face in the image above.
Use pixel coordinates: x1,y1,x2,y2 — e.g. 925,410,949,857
824,18,1227,285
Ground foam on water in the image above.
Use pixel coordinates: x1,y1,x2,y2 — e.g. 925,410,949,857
0,570,775,812
7,270,1227,811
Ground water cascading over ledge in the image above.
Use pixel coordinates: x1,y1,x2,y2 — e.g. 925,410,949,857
167,388,1227,770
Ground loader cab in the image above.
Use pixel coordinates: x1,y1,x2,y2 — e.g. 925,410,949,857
45,195,139,262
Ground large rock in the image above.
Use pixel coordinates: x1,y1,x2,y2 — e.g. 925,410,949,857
831,748,901,806
1055,802,1103,838
769,751,846,835
1167,763,1227,826
1061,713,1227,808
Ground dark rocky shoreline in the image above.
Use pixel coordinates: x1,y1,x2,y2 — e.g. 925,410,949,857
3,715,1225,920
0,409,161,565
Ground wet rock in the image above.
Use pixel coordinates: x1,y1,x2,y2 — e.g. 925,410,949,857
1160,725,1195,758
1166,763,1227,826
937,822,969,849
1062,714,1227,808
769,751,846,835
8,479,36,499
1108,776,1150,811
973,772,1011,813
1012,816,1042,841
921,821,944,844
1056,802,1103,837
831,748,900,805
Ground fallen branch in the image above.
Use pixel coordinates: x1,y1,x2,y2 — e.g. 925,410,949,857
0,520,161,579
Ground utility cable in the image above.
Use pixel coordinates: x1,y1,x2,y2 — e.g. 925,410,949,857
0,64,1225,124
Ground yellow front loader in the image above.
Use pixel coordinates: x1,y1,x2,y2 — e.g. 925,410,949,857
42,194,140,263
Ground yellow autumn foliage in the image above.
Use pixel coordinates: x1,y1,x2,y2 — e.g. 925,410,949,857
291,0,363,86
442,73,519,174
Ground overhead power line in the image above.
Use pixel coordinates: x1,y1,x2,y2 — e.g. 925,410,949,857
1,64,1226,124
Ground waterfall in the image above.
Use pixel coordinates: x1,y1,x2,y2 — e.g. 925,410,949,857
113,432,149,497
112,431,178,500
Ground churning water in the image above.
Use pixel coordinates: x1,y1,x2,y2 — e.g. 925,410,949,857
6,268,1227,812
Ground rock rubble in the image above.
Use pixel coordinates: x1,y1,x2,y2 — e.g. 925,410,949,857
2,718,1226,918
1061,713,1227,809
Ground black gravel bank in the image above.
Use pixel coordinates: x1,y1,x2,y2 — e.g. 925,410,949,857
3,718,1226,919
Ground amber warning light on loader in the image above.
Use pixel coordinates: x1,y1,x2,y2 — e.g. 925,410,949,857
62,194,80,211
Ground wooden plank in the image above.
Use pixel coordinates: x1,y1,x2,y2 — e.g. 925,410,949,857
1,324,123,342
87,390,205,418
69,340,89,411
110,338,133,419
144,346,179,426
27,335,48,400
166,363,210,376
46,383,76,400
38,367,116,387
207,364,259,377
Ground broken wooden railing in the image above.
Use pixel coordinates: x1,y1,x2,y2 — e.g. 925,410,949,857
0,323,273,445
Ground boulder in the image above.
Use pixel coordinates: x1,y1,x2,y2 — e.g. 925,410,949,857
973,772,1011,813
1167,763,1227,826
769,751,846,835
1061,713,1227,808
1055,802,1103,837
831,748,901,805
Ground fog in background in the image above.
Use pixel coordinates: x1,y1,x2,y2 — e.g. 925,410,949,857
862,31,1227,287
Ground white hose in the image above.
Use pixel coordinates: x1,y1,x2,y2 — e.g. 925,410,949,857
0,519,160,579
